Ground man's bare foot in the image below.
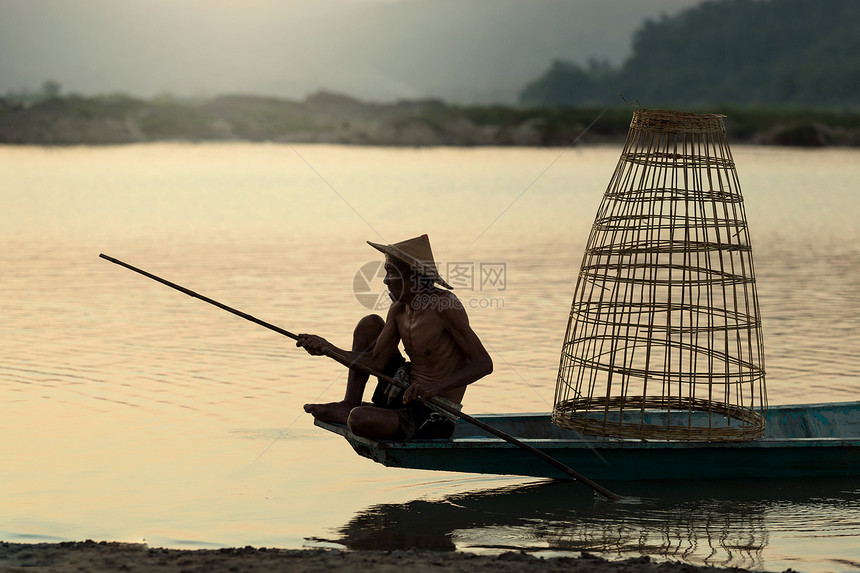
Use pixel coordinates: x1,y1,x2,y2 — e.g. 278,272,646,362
303,400,354,424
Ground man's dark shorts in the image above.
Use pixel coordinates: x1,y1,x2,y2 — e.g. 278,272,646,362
371,360,457,440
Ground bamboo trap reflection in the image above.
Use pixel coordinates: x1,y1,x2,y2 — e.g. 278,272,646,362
553,109,767,442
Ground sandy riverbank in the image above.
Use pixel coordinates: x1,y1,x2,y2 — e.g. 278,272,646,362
0,541,773,573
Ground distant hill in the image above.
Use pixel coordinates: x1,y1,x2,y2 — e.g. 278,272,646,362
520,0,860,108
0,0,704,105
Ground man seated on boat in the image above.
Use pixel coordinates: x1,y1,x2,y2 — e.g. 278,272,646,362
298,234,493,440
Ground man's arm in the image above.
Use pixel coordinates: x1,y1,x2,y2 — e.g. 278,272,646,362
296,305,402,373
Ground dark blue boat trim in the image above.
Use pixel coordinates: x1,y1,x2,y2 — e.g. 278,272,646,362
314,402,860,480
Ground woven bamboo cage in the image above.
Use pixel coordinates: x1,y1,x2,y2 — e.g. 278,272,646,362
553,108,767,442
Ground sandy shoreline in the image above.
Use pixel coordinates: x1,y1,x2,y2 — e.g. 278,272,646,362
0,541,770,573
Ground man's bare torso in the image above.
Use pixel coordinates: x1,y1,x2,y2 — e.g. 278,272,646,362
390,293,469,404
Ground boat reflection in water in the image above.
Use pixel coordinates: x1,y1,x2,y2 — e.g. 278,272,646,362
326,477,860,572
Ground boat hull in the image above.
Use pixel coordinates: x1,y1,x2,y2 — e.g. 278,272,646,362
314,402,860,480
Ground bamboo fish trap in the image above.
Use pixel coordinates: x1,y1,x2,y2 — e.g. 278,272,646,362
553,108,767,442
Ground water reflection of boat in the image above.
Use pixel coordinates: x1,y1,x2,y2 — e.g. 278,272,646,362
323,477,859,571
314,401,860,481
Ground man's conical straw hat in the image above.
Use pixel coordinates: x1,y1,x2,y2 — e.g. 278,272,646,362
367,234,453,290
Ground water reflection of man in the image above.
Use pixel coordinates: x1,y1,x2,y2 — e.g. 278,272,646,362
299,234,492,440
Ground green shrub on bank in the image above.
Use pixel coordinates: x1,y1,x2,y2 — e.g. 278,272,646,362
1,93,858,147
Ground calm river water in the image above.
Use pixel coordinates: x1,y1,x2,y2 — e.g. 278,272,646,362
1,142,858,572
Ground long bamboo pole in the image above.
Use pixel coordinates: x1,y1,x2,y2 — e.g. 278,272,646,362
99,253,623,501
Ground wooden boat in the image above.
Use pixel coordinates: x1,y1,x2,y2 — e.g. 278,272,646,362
315,401,860,481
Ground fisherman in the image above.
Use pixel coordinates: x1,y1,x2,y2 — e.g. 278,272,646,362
299,234,493,440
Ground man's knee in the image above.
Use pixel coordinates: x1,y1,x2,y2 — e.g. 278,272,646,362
353,314,385,349
348,405,399,438
355,314,385,333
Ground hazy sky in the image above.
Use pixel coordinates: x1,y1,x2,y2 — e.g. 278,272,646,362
0,0,703,104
